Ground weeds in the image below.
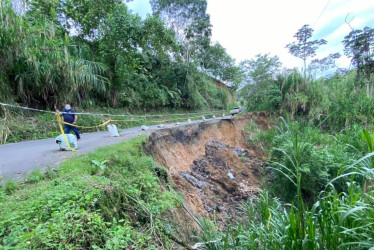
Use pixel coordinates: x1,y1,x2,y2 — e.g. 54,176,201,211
0,136,183,248
26,170,44,184
4,180,17,195
197,117,374,249
199,179,374,249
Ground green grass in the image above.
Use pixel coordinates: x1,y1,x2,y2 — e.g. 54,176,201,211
0,136,183,249
196,118,374,249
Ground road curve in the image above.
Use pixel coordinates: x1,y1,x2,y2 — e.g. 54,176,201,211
0,117,228,180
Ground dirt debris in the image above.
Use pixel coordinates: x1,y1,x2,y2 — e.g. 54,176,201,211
146,114,268,225
179,139,262,223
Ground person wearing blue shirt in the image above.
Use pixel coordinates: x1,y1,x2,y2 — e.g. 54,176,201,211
60,104,81,140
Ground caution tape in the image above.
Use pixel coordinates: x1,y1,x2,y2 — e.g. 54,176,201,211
3,102,226,151
0,102,223,118
55,113,77,152
60,119,112,129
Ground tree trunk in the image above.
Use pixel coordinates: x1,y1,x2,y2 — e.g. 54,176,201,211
303,59,307,83
367,81,370,97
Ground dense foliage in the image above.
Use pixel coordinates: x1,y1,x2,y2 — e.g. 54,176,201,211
0,0,241,110
198,24,374,250
0,136,184,248
198,115,374,249
239,25,374,124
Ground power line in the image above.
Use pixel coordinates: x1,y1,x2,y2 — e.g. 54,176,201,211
313,0,332,29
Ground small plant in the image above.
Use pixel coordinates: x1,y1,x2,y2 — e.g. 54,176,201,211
4,180,17,195
362,129,374,168
240,156,246,163
90,160,108,175
27,170,44,184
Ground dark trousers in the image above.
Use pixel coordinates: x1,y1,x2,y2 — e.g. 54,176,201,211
63,124,81,139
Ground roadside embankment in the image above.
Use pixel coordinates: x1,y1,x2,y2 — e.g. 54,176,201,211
146,113,269,225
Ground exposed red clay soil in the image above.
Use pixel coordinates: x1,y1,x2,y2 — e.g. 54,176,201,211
146,113,269,226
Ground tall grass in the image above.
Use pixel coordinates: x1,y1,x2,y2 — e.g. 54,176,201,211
0,136,184,248
197,118,374,249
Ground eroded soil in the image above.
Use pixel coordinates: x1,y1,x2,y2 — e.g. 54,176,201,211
146,113,268,227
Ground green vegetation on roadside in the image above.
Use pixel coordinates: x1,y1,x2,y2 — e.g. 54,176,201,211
195,23,374,249
197,117,374,249
0,0,239,111
0,136,184,249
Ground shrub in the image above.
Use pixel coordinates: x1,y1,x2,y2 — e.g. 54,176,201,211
4,180,17,195
0,136,182,248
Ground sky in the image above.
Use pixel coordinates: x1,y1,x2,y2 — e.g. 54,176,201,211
127,0,374,69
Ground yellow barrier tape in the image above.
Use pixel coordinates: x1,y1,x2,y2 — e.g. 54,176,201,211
60,119,112,129
55,111,225,151
55,113,77,152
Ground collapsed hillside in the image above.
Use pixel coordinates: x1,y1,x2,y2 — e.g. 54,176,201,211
146,114,269,226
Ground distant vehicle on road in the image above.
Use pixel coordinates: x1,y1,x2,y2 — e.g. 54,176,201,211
230,107,244,116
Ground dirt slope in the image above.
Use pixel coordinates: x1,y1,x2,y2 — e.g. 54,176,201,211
146,113,269,226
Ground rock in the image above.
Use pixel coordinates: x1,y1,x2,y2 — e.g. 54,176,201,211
227,172,235,180
179,171,204,189
241,171,249,177
232,147,249,157
157,124,165,128
211,204,224,213
141,125,149,130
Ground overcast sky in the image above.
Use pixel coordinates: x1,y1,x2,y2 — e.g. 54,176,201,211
127,0,374,69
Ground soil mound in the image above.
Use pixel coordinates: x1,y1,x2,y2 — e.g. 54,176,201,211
146,113,268,224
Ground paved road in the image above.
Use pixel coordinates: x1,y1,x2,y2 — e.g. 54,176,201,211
0,118,226,180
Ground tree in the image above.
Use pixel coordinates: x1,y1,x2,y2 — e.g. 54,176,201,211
150,0,209,42
239,54,282,110
308,52,341,76
286,24,327,79
30,0,121,40
97,4,143,106
240,54,282,86
198,42,243,87
343,26,374,96
150,0,211,64
1,0,231,110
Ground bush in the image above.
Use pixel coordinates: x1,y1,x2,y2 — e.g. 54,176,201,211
197,185,374,249
4,180,17,195
0,136,182,248
27,170,44,184
268,118,330,203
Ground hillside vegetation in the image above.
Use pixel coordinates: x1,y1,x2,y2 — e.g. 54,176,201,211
1,0,242,144
0,136,187,248
0,0,240,110
198,24,374,249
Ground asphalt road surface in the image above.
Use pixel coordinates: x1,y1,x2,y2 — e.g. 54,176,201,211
0,117,227,180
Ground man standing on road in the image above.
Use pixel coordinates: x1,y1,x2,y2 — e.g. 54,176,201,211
59,104,81,140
